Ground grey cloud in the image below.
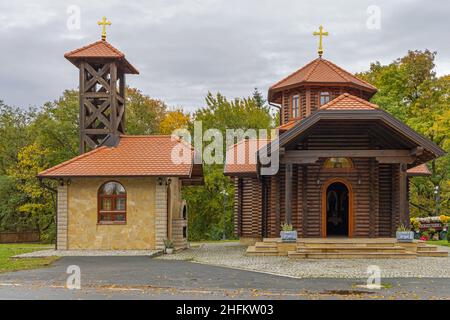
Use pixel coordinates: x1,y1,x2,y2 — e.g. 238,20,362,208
0,0,448,111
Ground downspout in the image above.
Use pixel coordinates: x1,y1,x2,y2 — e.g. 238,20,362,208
38,177,58,250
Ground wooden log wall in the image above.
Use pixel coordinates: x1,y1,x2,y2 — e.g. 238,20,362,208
234,177,263,238
279,87,372,124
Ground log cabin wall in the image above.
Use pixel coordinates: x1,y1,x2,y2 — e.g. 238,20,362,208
234,177,263,239
259,160,400,238
233,132,404,239
279,86,372,124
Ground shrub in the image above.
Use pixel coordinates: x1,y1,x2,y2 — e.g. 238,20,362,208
281,223,294,232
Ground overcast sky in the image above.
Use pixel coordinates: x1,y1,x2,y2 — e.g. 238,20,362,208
0,0,449,112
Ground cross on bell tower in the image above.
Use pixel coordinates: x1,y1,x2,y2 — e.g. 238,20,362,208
64,17,139,154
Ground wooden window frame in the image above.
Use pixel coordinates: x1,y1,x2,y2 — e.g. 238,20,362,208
97,181,127,225
319,91,331,106
291,93,300,120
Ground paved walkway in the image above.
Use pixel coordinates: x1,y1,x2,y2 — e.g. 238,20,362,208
158,242,450,278
1,256,450,299
15,249,161,258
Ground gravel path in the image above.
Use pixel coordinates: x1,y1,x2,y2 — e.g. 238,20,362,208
158,242,450,278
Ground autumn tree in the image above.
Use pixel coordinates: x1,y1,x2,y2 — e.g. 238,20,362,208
160,108,191,135
358,50,450,216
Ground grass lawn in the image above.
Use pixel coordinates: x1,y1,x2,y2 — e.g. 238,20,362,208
0,244,58,273
426,240,450,247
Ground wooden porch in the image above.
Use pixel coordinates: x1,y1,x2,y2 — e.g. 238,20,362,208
246,238,448,259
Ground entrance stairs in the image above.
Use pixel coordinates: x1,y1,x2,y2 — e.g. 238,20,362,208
245,238,448,259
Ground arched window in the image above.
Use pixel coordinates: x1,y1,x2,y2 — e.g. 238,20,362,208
98,181,126,224
320,92,330,105
291,94,300,118
323,157,354,169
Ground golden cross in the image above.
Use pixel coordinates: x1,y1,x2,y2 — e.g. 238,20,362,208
98,16,111,41
313,25,329,57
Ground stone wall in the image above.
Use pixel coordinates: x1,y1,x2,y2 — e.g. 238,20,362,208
57,184,68,250
66,177,157,250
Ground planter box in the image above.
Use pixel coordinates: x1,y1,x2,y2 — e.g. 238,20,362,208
280,231,297,242
396,231,414,242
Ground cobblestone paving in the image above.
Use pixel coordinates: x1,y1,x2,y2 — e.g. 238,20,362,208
158,242,450,278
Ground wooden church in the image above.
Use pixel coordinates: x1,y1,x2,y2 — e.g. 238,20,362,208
225,26,445,248
38,18,202,251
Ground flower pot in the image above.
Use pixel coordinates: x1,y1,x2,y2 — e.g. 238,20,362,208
280,230,297,242
165,248,174,254
396,231,414,242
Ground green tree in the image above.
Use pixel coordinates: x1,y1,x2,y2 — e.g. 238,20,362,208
184,92,274,240
358,50,449,216
6,143,55,242
126,87,167,135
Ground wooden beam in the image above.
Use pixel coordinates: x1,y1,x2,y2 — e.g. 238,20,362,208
275,175,281,234
302,165,308,237
410,146,424,156
376,156,415,164
282,157,318,164
399,163,408,226
79,62,86,154
285,163,293,224
285,149,411,158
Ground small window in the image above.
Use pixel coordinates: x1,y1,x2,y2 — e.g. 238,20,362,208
183,226,187,239
323,157,353,169
320,92,330,105
182,205,187,220
98,181,126,224
292,94,299,118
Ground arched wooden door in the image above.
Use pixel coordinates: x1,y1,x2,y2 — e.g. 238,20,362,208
321,178,354,238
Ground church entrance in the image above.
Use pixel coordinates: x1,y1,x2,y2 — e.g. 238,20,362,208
322,179,353,237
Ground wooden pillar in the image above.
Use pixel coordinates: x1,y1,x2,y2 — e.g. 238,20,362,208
302,165,308,237
285,163,293,224
399,163,408,226
369,158,375,237
275,176,281,234
110,62,118,134
79,62,86,154
237,178,243,236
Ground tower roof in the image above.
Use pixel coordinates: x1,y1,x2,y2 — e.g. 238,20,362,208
64,40,139,74
268,58,377,102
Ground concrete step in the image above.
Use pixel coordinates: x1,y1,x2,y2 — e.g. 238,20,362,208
296,246,407,254
417,251,448,257
245,246,278,256
288,251,417,259
417,245,438,252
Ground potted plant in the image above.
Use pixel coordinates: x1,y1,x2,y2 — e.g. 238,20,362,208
280,223,297,242
163,239,174,254
396,224,414,242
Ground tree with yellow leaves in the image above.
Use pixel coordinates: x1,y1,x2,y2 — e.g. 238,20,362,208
159,108,191,135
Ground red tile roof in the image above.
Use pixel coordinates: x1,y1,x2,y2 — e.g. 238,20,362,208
319,93,379,110
38,136,196,178
407,164,431,176
277,120,299,132
64,40,139,74
224,139,269,175
269,58,377,100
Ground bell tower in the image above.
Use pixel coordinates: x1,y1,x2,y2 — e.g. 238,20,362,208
64,17,139,154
